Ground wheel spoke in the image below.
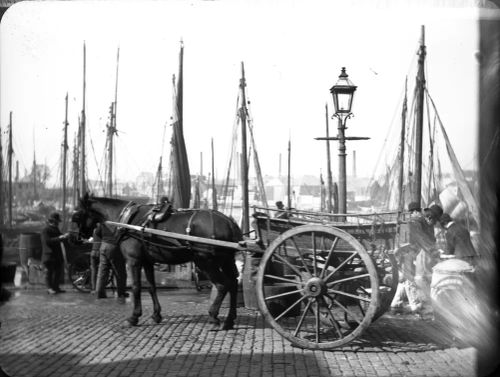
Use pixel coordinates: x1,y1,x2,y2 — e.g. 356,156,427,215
326,273,371,287
290,237,312,275
271,252,303,277
293,298,314,337
327,289,371,303
274,294,309,321
326,293,363,325
324,251,358,282
264,287,304,301
322,300,344,338
319,237,339,279
263,274,303,285
315,299,320,343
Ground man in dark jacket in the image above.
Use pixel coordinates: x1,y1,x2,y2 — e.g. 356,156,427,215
439,213,478,265
41,212,68,294
94,222,127,302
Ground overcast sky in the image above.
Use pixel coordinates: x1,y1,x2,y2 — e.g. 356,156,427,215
0,1,484,188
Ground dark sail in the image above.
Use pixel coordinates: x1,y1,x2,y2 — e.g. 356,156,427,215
169,42,191,209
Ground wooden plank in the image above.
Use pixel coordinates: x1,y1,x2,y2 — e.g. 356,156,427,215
105,221,246,250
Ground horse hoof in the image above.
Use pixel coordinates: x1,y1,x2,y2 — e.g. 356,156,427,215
151,314,162,324
127,317,139,327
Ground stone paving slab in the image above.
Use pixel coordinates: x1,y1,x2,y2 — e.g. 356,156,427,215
0,287,476,377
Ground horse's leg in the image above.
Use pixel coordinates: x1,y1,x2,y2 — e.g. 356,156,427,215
143,260,162,324
121,240,143,326
220,256,239,330
198,258,226,329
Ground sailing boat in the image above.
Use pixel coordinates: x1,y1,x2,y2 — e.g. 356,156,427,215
368,26,479,229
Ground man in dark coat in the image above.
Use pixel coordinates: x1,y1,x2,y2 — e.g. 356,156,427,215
41,212,68,294
94,222,127,302
439,213,478,265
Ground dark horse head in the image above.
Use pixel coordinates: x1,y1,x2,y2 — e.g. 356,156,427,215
71,193,129,240
71,193,244,331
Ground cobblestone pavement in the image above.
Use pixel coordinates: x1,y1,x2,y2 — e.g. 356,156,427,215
0,286,476,377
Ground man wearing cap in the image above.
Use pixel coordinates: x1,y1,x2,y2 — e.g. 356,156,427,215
41,212,69,294
274,201,289,219
414,203,443,319
439,213,478,265
391,202,424,313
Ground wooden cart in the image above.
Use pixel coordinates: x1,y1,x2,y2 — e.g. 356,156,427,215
249,208,405,350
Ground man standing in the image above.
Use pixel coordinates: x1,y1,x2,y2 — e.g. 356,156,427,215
41,212,68,294
414,203,443,320
439,213,478,265
88,223,102,294
391,202,422,313
94,222,127,303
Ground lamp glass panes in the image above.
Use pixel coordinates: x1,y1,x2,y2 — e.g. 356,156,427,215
330,67,357,115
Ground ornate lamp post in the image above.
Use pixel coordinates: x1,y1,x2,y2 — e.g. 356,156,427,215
317,68,369,219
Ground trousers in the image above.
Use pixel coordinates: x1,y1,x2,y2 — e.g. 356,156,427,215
95,242,127,298
90,249,100,292
43,260,64,291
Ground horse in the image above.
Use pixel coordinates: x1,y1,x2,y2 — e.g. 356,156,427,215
70,194,244,330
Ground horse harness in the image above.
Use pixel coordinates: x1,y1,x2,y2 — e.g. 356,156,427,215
115,201,219,251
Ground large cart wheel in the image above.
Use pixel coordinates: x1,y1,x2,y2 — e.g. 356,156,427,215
256,224,380,350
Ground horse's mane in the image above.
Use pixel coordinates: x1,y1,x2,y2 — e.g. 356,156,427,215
78,194,129,209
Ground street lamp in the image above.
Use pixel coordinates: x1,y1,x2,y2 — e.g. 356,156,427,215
315,68,368,218
329,68,365,217
330,67,357,116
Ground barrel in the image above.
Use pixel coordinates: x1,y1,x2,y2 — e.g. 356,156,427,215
19,233,43,264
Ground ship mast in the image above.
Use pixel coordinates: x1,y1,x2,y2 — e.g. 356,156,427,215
325,103,334,213
79,42,87,197
106,47,119,197
8,111,13,228
412,25,426,207
62,93,69,229
239,62,249,234
397,78,408,214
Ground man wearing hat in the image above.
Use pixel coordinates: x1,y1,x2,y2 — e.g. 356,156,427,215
414,203,443,319
274,201,289,219
41,212,69,294
439,213,478,265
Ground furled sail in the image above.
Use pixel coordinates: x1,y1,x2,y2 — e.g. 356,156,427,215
169,42,191,209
